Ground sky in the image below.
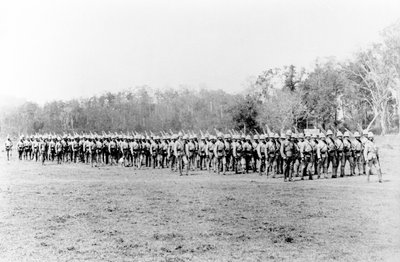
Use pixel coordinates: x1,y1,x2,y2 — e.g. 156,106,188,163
0,0,399,104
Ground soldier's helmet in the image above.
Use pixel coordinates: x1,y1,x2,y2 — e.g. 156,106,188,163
217,133,222,139
183,135,188,140
343,131,350,137
201,136,205,140
286,130,292,136
305,133,311,138
224,134,229,139
362,130,368,136
368,131,374,138
178,132,183,137
246,135,251,140
354,131,360,138
280,133,285,139
319,133,326,138
298,133,304,139
260,134,266,140
274,133,279,139
241,134,246,140
337,131,343,137
253,134,259,140
292,133,298,139
326,130,333,136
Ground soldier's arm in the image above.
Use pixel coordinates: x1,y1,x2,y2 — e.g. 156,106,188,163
363,143,369,163
280,143,285,159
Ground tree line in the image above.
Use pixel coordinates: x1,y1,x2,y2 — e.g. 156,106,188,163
1,21,399,137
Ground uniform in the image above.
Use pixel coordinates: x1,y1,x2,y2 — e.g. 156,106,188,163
280,133,295,182
363,133,382,182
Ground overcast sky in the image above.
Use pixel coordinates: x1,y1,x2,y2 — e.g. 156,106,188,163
0,0,399,104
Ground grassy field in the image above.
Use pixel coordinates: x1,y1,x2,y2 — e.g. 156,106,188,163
0,136,399,261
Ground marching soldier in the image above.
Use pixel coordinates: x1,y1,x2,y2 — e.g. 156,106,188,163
243,135,253,173
56,137,63,164
300,133,313,180
187,136,196,171
5,136,13,162
17,136,24,160
206,136,216,172
224,134,233,172
326,130,338,178
364,132,382,183
32,137,39,162
360,130,368,175
335,131,345,177
39,136,47,165
316,133,328,179
280,131,295,182
174,133,188,176
265,133,277,178
214,133,226,175
342,132,354,176
351,132,363,175
257,134,266,176
198,136,207,170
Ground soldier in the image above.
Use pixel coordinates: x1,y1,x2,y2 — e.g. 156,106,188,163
276,134,284,174
257,134,266,176
265,133,277,178
160,137,169,168
5,136,13,162
84,137,91,164
79,136,85,163
96,137,104,165
39,136,47,165
32,137,40,162
316,133,328,179
310,134,319,176
214,133,226,175
174,133,188,176
224,134,233,172
351,132,363,176
206,136,216,172
243,135,253,173
186,136,196,171
102,136,110,165
300,133,313,180
335,131,346,177
252,135,260,173
56,137,63,164
292,133,301,178
120,136,129,167
360,130,368,175
49,137,56,161
168,135,177,171
342,132,354,176
280,130,295,182
109,136,117,165
364,132,382,183
150,136,158,169
198,136,207,170
90,136,98,167
326,130,338,178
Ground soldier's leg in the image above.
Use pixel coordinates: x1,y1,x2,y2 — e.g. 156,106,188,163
339,153,345,177
283,158,288,181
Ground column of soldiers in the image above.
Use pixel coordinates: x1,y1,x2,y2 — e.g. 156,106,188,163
5,129,382,182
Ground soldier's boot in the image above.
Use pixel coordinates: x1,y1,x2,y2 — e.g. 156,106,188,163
340,166,345,177
332,166,337,178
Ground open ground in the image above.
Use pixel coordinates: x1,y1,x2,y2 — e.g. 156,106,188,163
0,136,399,261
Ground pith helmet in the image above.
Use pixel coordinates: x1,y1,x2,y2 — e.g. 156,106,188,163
337,131,343,137
368,131,374,138
343,131,349,137
326,130,333,135
354,131,360,138
362,130,368,136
